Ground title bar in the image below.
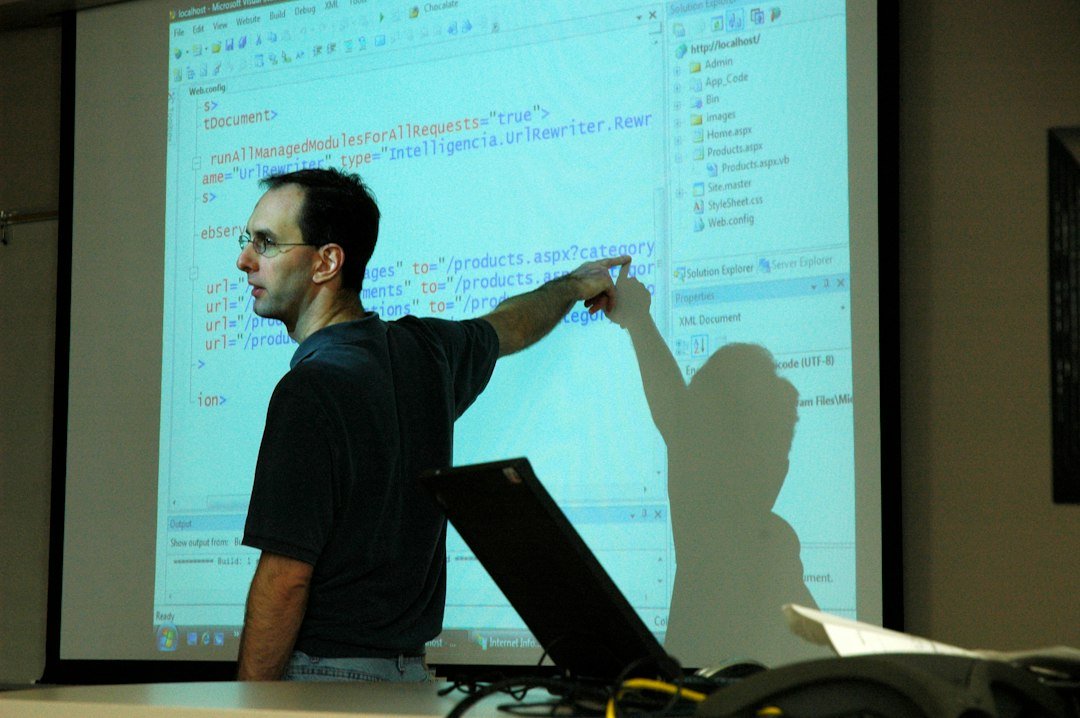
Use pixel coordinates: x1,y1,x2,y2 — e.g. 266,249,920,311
170,0,293,23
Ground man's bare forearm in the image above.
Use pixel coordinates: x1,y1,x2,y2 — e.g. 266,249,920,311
482,274,580,356
237,552,313,680
481,256,630,357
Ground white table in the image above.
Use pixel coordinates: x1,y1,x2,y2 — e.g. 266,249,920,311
0,680,500,718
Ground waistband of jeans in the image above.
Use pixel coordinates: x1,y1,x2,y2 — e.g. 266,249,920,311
295,642,426,660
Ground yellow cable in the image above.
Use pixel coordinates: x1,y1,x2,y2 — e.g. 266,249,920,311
620,678,709,702
605,676,710,718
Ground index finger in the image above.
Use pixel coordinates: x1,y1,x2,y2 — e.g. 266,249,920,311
599,254,632,270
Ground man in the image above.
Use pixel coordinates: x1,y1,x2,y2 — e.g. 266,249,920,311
234,168,628,681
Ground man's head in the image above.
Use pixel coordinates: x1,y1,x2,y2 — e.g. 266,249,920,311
258,168,380,291
237,169,379,332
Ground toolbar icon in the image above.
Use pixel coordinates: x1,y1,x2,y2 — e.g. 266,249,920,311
726,9,745,32
157,624,178,652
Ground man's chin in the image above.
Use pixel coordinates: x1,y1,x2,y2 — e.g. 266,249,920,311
251,299,274,319
252,304,295,331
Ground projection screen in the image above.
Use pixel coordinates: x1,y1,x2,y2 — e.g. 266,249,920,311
51,0,883,679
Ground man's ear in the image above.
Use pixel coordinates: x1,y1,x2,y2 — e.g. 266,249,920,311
311,244,346,285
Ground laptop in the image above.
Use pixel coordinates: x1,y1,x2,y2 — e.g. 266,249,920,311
421,457,680,681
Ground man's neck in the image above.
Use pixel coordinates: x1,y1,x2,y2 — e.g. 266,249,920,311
289,291,366,344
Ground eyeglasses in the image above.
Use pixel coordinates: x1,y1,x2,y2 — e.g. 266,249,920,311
238,232,310,257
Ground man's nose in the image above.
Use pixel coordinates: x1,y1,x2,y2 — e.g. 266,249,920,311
237,243,257,272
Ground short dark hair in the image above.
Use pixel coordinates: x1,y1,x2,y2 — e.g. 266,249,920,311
260,168,379,291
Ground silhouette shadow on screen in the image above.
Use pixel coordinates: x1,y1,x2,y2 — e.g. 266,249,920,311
609,274,820,667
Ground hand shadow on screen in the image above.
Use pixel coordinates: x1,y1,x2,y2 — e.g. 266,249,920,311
609,275,822,668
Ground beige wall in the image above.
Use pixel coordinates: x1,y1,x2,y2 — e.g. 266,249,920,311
1,1,1078,686
899,0,1080,649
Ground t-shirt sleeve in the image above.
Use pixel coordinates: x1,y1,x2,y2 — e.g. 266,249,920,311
422,317,499,418
242,374,336,565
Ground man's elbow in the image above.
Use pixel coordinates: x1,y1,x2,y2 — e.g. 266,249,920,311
480,313,526,357
497,332,526,358
253,552,314,601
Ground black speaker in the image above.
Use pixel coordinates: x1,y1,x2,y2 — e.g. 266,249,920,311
696,654,1071,718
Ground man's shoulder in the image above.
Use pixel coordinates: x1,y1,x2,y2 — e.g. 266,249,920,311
388,314,496,346
276,340,371,395
388,314,460,332
269,348,383,421
270,361,331,402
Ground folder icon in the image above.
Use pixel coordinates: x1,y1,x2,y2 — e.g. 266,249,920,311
690,114,702,126
690,62,701,73
693,147,705,160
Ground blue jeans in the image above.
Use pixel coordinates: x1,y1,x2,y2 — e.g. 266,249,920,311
283,650,432,682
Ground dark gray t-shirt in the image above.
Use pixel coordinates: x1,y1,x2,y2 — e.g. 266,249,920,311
242,313,499,658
